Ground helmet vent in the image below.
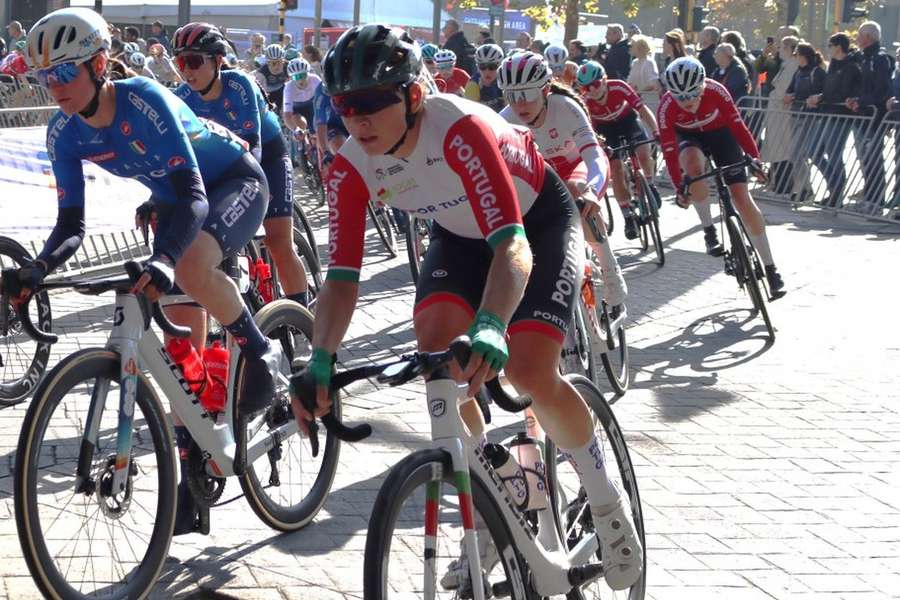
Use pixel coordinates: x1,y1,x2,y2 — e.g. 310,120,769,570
53,27,67,51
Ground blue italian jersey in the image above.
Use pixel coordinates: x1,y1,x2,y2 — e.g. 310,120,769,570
175,69,281,148
47,77,247,208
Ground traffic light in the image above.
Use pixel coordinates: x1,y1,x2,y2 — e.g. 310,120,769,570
841,0,868,22
692,4,711,31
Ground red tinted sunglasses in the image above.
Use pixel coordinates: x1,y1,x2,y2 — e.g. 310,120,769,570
175,53,208,71
331,88,403,118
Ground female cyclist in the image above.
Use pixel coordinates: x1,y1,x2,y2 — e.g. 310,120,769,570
17,8,281,536
544,43,578,87
659,57,786,294
254,43,288,114
498,51,628,309
577,60,662,240
172,23,310,308
283,57,322,176
433,48,469,95
421,43,440,76
289,25,642,591
464,43,505,112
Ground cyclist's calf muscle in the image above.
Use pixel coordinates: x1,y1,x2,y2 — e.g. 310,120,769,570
174,231,245,324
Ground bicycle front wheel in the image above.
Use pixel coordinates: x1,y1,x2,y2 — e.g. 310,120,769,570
726,216,774,341
637,174,664,267
0,236,53,404
595,299,629,398
237,300,337,531
369,202,398,258
364,449,536,599
405,217,431,284
544,375,646,600
15,349,176,600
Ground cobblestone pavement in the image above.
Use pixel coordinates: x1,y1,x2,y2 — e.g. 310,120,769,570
0,187,898,600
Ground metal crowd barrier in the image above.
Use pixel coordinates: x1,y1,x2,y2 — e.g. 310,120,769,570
0,80,55,127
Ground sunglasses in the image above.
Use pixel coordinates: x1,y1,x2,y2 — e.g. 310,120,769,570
672,91,702,103
36,61,82,87
331,87,403,117
291,72,307,81
478,62,499,71
578,80,604,93
174,53,208,71
424,59,435,66
503,87,543,104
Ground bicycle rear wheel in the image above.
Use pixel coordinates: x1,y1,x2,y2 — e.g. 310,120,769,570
594,298,629,399
363,449,536,599
237,300,337,531
0,236,53,404
726,216,774,341
292,224,323,300
292,203,321,267
603,194,615,236
369,202,398,258
637,174,664,267
405,217,432,283
560,299,598,383
15,349,176,600
544,375,645,600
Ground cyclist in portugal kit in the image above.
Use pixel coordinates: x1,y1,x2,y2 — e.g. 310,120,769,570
15,8,281,536
288,25,642,591
173,23,310,307
659,57,785,294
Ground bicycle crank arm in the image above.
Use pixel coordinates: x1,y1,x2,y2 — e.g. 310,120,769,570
568,562,604,586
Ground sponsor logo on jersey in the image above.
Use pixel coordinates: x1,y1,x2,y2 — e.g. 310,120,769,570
426,155,444,166
448,134,504,230
549,128,559,139
87,151,117,163
376,187,392,200
168,156,186,168
57,188,65,201
243,120,254,130
120,121,132,136
129,140,147,155
223,99,231,109
127,92,169,135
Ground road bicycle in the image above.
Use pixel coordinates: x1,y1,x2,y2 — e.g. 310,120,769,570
0,235,52,404
369,200,398,258
405,217,433,283
9,261,362,599
681,155,779,341
608,138,664,266
296,338,645,599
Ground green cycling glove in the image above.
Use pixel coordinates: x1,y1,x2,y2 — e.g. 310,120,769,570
306,347,335,388
466,310,509,372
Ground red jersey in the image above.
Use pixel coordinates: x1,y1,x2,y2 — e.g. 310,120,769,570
657,79,759,188
435,68,471,95
584,79,643,126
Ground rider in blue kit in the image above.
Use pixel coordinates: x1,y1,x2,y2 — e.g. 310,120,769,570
16,8,280,536
173,22,310,308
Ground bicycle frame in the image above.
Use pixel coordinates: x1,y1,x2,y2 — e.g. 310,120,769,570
75,290,299,496
422,369,601,598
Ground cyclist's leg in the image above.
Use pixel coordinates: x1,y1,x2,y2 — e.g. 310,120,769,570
261,136,309,305
679,139,722,254
505,174,642,589
608,157,640,240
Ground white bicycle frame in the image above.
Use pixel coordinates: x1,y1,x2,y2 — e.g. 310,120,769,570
420,373,601,599
76,290,299,496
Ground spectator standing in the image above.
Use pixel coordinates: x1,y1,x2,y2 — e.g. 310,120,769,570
569,39,588,65
0,38,6,60
245,33,266,70
846,21,893,210
604,24,631,80
784,43,827,202
5,20,26,48
302,45,324,78
0,40,27,76
627,24,641,39
478,29,495,45
147,42,182,85
663,29,686,69
530,39,546,54
516,31,532,50
760,36,800,194
442,19,476,76
627,35,660,93
150,20,172,54
697,26,720,76
722,31,756,93
712,43,750,104
755,25,800,96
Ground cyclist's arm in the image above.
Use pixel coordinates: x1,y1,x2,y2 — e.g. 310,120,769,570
443,115,532,324
38,125,86,272
567,99,608,193
233,75,263,156
637,104,659,136
657,96,683,188
464,80,480,102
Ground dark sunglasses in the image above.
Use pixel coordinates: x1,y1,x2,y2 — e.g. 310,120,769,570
36,61,82,87
174,53,208,71
478,62,500,71
331,87,403,117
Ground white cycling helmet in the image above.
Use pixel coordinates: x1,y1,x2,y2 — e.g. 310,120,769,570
287,57,309,77
543,44,568,69
124,42,140,55
129,51,146,68
475,43,504,65
25,7,111,69
265,43,285,61
497,51,551,90
664,57,706,100
434,49,456,70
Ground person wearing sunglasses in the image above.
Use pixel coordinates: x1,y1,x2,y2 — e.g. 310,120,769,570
20,8,283,536
420,43,440,76
432,48,469,96
254,43,289,115
288,25,643,592
543,43,578,88
498,51,628,312
659,57,785,294
464,43,505,112
283,57,322,177
173,22,311,312
576,61,661,241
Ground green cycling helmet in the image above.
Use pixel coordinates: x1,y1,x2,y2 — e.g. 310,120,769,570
576,60,606,87
421,43,439,60
285,47,299,61
323,24,422,96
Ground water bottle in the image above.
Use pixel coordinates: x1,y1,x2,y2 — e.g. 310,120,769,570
201,341,230,413
254,257,274,304
165,338,210,398
508,432,549,511
483,442,529,511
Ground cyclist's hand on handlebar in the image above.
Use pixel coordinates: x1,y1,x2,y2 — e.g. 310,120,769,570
134,200,157,231
676,183,691,209
3,260,46,307
131,256,174,300
460,310,508,397
289,348,335,436
750,159,768,184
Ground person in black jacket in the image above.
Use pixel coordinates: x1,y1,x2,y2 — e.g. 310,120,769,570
603,24,631,80
784,43,827,202
804,33,862,207
712,43,750,104
442,19,476,76
723,31,756,92
846,21,893,209
697,26,720,76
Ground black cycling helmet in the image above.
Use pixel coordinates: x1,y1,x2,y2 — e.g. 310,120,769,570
323,24,421,96
173,22,230,56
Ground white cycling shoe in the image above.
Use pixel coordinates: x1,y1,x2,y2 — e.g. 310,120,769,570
440,526,499,593
592,495,643,590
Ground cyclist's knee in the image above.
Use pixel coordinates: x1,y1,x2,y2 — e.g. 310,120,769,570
505,354,561,399
413,303,471,353
680,149,704,176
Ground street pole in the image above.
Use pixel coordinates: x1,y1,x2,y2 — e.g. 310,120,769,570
178,0,190,27
94,0,102,13
314,0,323,46
833,0,843,33
807,0,816,45
278,0,286,42
353,0,360,26
432,0,440,43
